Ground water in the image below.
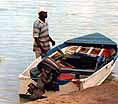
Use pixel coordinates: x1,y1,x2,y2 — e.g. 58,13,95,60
0,0,118,104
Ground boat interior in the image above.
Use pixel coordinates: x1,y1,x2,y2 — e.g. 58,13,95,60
50,45,116,72
29,45,116,82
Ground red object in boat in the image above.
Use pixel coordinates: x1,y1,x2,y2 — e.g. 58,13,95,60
102,49,111,58
58,73,75,80
58,66,75,80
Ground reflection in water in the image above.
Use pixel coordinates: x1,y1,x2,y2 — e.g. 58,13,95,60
0,0,118,104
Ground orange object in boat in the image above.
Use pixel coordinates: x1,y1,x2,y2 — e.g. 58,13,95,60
58,73,75,80
102,49,111,58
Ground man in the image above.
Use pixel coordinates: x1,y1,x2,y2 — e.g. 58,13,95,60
33,7,55,58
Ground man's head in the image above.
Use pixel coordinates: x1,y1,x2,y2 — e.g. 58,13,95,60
38,7,47,19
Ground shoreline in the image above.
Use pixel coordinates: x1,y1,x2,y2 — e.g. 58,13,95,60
25,80,118,104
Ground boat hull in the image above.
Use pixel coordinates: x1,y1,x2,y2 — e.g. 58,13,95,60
80,60,115,90
18,58,117,95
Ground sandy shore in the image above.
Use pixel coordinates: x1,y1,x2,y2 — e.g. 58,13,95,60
25,80,118,104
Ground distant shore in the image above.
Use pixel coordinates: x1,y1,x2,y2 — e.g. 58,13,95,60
25,80,118,104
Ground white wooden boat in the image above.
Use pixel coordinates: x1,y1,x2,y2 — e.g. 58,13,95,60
18,33,118,99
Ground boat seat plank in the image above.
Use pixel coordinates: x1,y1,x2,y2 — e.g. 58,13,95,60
98,49,104,56
61,68,95,75
76,46,82,53
87,47,94,54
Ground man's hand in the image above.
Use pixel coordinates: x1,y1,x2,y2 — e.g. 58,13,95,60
52,40,55,46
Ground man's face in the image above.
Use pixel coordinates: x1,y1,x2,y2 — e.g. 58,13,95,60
39,11,47,19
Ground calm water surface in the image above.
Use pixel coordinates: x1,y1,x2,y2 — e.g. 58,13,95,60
0,0,118,104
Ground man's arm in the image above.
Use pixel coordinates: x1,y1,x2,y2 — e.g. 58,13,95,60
33,21,42,48
49,36,55,46
34,37,42,48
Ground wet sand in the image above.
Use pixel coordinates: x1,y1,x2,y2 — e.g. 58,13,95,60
25,80,118,104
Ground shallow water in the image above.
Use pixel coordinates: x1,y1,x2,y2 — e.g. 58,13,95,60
0,0,118,104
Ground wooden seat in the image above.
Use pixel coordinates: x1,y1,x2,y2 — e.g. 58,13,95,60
61,68,95,75
87,47,94,54
76,46,82,53
98,49,104,56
